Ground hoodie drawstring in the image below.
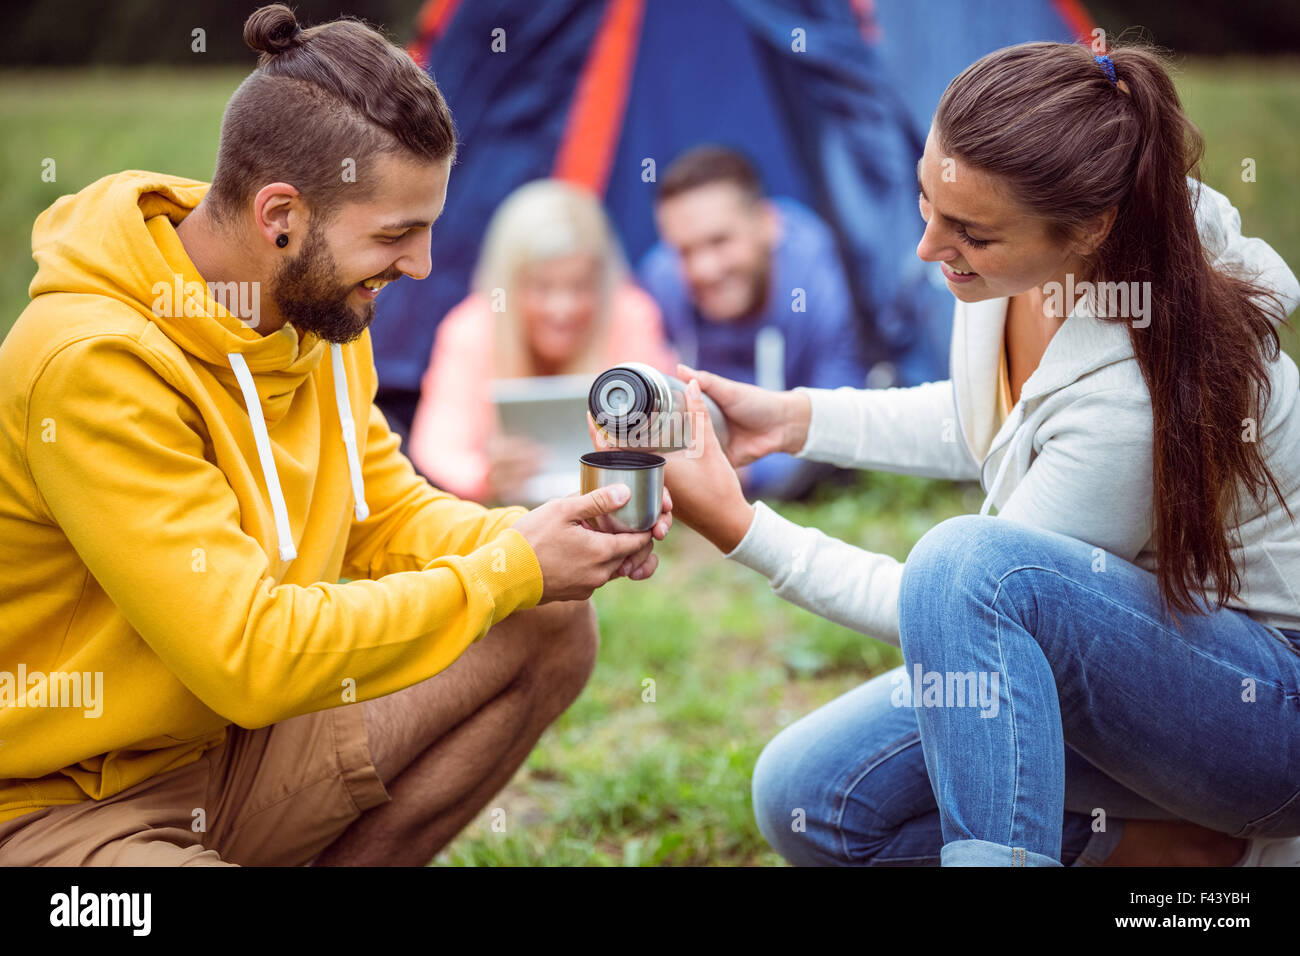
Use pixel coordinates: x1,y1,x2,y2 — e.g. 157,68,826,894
226,343,368,564
329,342,370,524
979,401,1025,517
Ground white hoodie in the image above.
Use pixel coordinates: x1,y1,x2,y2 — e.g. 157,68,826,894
725,180,1300,648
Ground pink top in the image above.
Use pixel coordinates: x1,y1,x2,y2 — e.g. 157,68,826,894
408,284,678,502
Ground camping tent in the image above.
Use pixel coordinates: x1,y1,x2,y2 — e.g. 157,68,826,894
371,0,1094,414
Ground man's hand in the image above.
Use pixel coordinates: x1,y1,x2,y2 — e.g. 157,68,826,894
511,485,665,603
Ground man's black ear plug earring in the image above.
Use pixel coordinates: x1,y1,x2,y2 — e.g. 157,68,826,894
276,234,289,248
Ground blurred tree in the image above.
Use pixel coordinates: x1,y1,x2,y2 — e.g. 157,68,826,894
1086,0,1300,54
5,0,1297,65
1,0,425,65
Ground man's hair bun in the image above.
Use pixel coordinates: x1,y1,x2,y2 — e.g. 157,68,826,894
244,4,303,56
211,2,458,231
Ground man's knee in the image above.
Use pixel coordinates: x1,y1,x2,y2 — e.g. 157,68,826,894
510,598,600,710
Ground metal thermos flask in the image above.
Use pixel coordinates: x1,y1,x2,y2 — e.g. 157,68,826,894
588,362,729,453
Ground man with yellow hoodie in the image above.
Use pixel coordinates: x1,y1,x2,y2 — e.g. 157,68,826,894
0,5,671,866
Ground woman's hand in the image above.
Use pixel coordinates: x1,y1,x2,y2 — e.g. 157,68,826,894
592,375,754,553
676,363,811,468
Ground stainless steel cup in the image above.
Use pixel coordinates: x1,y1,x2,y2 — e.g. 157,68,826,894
579,450,665,533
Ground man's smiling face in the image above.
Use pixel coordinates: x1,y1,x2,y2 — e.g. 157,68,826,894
653,181,776,323
270,152,449,343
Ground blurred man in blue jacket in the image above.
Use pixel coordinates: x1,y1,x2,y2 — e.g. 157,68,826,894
638,146,865,499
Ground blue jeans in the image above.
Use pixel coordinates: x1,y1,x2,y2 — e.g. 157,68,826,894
753,514,1300,866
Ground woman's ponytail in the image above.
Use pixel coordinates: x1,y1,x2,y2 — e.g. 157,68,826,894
936,40,1291,619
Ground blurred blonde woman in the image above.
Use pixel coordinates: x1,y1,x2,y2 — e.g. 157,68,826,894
409,179,676,503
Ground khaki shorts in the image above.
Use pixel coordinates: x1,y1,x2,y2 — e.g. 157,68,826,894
0,703,391,866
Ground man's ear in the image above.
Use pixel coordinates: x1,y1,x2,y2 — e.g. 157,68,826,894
1072,205,1118,258
253,182,303,250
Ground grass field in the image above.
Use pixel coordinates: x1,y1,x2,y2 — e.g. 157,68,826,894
1,59,1296,865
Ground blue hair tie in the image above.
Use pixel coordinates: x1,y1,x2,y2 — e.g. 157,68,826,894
1094,54,1117,86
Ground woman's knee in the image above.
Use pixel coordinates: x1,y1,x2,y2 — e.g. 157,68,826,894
752,725,840,865
899,515,995,637
898,514,1057,644
752,685,927,866
901,515,1001,591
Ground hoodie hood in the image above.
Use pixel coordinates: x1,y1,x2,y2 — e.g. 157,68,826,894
30,170,326,425
29,170,367,560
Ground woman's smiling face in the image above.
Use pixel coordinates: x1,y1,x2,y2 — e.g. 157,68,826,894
916,125,1081,303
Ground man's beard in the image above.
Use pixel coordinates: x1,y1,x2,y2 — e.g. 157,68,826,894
270,221,374,345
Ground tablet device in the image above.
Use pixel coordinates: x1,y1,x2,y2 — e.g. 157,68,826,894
491,374,595,506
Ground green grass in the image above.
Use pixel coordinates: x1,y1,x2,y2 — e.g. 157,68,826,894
1176,56,1300,360
433,472,973,867
0,60,1295,865
0,67,245,328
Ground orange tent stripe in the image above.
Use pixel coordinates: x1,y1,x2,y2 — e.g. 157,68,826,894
553,0,646,195
406,0,462,68
1052,0,1099,44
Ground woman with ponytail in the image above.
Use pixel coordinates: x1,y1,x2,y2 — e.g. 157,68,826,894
623,41,1300,866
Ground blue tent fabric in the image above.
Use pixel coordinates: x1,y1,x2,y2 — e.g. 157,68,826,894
374,0,604,395
374,0,1087,407
871,0,1091,138
721,0,943,381
600,0,814,266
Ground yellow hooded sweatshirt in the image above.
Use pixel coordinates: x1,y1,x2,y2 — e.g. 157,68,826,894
0,171,544,824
